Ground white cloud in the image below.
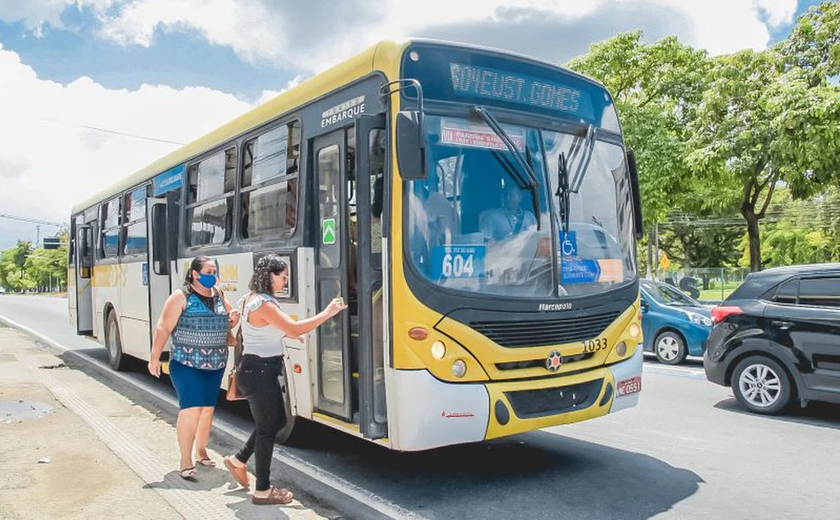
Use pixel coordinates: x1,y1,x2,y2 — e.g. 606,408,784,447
0,41,252,249
256,74,307,105
0,0,115,36
0,1,803,72
754,0,799,27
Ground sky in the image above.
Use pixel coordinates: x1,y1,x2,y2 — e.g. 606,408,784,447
0,0,824,250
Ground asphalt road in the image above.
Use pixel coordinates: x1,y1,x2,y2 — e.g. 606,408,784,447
2,295,839,520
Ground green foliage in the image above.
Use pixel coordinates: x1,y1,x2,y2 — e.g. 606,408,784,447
687,45,840,270
779,0,840,86
0,238,67,292
567,31,711,225
658,225,743,269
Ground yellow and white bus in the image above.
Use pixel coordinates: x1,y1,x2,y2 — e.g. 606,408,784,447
68,39,645,451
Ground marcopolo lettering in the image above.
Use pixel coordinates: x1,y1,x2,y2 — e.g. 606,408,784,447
321,96,366,128
538,302,572,311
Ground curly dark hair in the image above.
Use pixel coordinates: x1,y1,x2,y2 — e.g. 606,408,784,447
250,254,287,294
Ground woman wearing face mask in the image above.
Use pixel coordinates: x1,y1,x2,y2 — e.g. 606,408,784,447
223,254,346,505
148,256,239,480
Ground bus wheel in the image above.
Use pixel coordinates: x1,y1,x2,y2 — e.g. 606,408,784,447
106,311,128,371
275,374,301,444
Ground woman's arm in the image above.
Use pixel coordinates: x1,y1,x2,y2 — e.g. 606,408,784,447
148,291,186,377
220,290,240,327
251,297,346,338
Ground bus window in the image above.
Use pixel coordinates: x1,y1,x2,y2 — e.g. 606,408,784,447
100,197,121,259
186,147,236,246
368,128,386,265
241,121,300,240
122,186,148,257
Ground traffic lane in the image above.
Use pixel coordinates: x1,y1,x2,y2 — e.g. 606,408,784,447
0,295,91,351
5,296,840,518
278,370,840,519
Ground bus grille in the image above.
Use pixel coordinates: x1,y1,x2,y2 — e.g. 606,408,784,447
471,311,622,348
504,379,603,419
495,352,593,371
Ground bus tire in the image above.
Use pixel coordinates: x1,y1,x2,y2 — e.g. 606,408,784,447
105,311,128,371
276,374,301,445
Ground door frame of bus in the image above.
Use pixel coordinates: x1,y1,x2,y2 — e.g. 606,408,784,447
146,198,170,346
355,113,388,439
313,130,353,421
75,222,95,335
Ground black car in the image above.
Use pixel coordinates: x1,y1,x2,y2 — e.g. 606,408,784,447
704,263,840,415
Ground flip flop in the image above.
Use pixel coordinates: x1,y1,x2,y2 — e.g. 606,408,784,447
180,467,197,480
252,486,294,505
196,457,216,468
223,456,249,488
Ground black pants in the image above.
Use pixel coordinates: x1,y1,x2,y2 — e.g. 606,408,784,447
234,354,286,491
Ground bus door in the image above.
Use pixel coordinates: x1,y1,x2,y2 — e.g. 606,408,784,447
313,130,353,421
75,223,94,335
146,198,170,340
355,114,388,439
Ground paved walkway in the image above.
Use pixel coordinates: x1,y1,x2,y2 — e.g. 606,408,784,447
0,327,326,519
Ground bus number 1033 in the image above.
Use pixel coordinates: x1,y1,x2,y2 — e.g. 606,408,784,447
582,338,608,353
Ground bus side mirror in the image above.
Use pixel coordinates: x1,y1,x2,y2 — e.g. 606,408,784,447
396,110,426,180
626,148,644,240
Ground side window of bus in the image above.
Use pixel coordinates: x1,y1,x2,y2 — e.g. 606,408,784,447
186,147,237,246
240,120,300,240
100,197,121,259
122,186,149,257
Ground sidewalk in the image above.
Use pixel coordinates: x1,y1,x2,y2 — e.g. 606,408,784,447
0,326,326,520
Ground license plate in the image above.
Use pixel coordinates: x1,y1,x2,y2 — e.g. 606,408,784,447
616,376,642,396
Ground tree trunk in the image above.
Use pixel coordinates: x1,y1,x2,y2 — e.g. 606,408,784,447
743,210,762,272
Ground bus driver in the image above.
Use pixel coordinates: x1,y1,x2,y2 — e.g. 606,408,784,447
479,184,537,242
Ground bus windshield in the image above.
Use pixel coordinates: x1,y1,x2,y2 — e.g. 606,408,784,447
407,115,636,298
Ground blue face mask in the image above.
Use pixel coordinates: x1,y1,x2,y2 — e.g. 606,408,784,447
197,273,217,289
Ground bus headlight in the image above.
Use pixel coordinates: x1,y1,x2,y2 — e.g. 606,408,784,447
431,341,446,360
451,359,467,378
629,323,641,339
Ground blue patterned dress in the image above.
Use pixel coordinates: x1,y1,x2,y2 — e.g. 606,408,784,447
169,288,229,409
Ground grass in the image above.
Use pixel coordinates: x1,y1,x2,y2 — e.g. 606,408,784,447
697,288,736,303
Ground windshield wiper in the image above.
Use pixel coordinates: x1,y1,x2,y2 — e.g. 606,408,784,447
556,152,571,232
472,106,542,230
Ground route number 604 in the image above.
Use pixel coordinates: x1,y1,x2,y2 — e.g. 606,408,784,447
441,253,475,278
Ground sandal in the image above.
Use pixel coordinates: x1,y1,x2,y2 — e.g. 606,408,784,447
196,457,216,468
223,456,249,488
252,486,294,505
180,467,197,480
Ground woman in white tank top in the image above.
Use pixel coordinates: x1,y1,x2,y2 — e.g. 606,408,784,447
223,255,346,505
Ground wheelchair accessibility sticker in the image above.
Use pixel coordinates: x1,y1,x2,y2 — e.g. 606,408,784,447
432,245,486,280
559,230,623,284
559,231,577,257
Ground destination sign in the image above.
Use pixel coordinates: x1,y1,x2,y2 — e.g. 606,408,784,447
449,63,593,119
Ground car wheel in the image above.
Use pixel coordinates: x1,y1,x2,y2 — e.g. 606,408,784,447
654,331,687,365
106,311,128,371
731,356,793,415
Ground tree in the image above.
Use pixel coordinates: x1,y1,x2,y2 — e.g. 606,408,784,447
567,31,711,225
780,0,840,87
687,47,840,271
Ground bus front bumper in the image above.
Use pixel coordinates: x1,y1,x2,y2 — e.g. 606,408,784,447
389,346,643,451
